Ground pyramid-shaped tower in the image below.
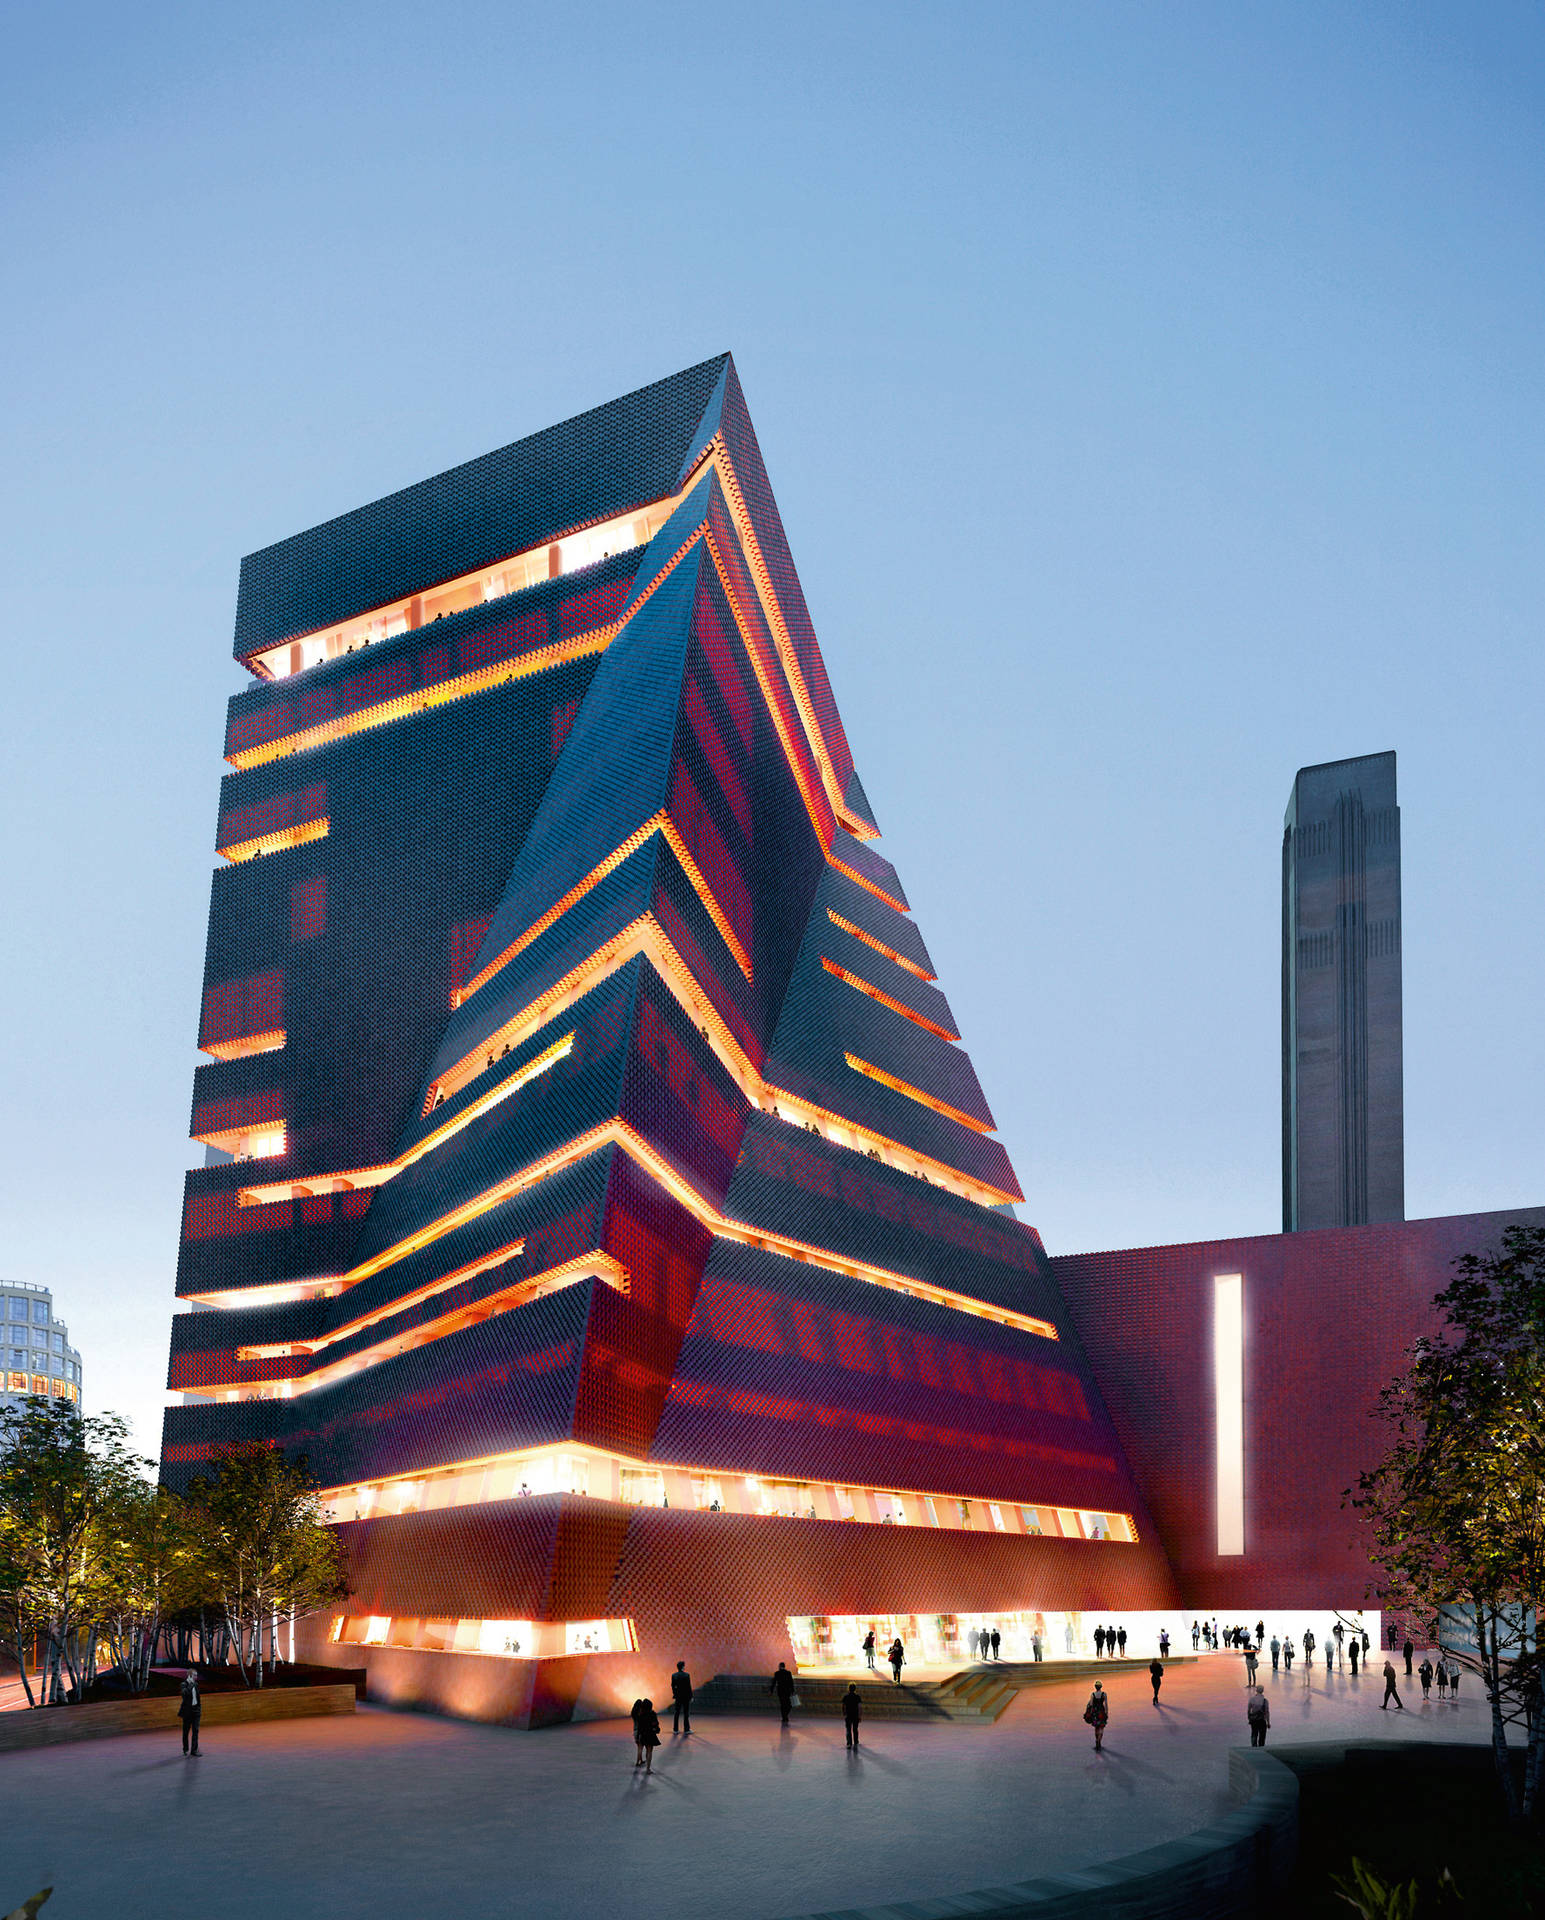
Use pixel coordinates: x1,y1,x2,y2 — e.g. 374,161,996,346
165,357,1177,1723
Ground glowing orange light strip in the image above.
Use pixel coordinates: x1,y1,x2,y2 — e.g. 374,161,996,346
825,910,934,981
843,1054,994,1136
201,1030,286,1063
829,857,908,916
217,817,330,864
821,959,958,1041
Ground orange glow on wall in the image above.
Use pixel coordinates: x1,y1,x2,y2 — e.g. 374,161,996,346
820,958,958,1040
843,1053,993,1135
829,856,908,916
218,816,331,865
201,1030,286,1064
824,910,934,981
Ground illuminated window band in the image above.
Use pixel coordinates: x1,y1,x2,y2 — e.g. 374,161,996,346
314,1442,1134,1545
231,442,878,851
200,1030,286,1065
188,1111,1048,1343
843,1054,993,1137
828,857,908,917
825,910,934,981
217,815,330,866
330,1613,636,1660
7,1374,78,1403
821,959,958,1041
1214,1272,1245,1556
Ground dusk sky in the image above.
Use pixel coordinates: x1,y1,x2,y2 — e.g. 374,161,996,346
3,2,1541,1459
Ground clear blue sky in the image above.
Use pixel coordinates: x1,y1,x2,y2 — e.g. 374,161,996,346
3,2,1541,1459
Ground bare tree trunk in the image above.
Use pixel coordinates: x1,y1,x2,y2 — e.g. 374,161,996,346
1483,1606,1523,1822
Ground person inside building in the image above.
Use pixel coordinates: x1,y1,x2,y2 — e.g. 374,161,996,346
888,1638,905,1685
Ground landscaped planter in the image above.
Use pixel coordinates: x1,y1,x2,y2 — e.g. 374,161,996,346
0,1684,355,1753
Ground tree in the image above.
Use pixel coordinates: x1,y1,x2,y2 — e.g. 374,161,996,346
182,1443,347,1686
1349,1224,1545,1823
94,1480,201,1694
0,1400,153,1705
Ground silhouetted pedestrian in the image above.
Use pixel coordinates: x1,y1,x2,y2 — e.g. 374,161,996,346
1403,1638,1414,1675
1418,1657,1433,1699
1436,1659,1448,1698
843,1683,862,1749
1246,1686,1270,1747
1084,1680,1108,1751
1270,1635,1281,1672
770,1661,796,1725
1094,1625,1107,1658
178,1671,201,1756
1191,1620,1201,1650
670,1660,693,1734
888,1638,905,1685
1159,1629,1170,1659
1381,1661,1405,1711
1255,1619,1265,1646
863,1630,876,1670
1244,1644,1258,1684
1283,1637,1294,1670
630,1699,648,1765
637,1697,661,1772
1116,1627,1127,1659
1032,1631,1043,1663
1149,1658,1163,1703
990,1628,1001,1660
1349,1639,1359,1675
1361,1630,1370,1660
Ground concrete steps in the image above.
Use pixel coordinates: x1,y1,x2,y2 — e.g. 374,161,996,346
690,1656,1200,1725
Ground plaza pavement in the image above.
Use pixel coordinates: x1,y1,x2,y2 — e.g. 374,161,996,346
0,1653,1494,1920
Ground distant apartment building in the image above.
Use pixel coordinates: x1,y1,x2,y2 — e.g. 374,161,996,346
1,1283,84,1414
1282,751,1404,1232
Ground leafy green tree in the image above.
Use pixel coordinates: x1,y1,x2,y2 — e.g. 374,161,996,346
182,1443,347,1686
0,1400,152,1705
94,1480,201,1693
1350,1224,1545,1823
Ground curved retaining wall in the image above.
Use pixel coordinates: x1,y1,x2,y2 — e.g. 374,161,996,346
799,1747,1299,1920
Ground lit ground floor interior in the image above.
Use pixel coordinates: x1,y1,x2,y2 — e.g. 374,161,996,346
0,1651,1496,1920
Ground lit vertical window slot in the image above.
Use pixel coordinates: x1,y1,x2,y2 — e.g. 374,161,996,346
1214,1273,1245,1556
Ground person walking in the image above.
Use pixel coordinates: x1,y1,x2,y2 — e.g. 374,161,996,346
1244,1642,1259,1685
178,1670,201,1757
769,1661,796,1725
990,1628,1001,1660
888,1638,906,1686
1246,1686,1271,1747
1191,1620,1201,1650
1435,1659,1448,1699
1159,1629,1170,1659
1361,1629,1371,1662
1083,1680,1109,1751
1447,1657,1461,1700
1402,1637,1414,1676
1256,1619,1265,1646
1270,1634,1281,1672
1149,1657,1164,1704
1303,1628,1316,1665
1116,1626,1127,1660
862,1630,876,1671
670,1660,693,1734
1283,1636,1294,1671
1380,1661,1405,1711
1332,1621,1345,1664
636,1697,661,1773
1032,1630,1043,1663
1094,1624,1107,1659
842,1683,862,1749
1417,1656,1433,1699
631,1698,649,1766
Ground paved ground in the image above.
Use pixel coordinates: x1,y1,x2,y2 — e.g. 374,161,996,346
0,1655,1494,1920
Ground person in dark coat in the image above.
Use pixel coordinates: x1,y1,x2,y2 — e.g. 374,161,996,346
1402,1637,1414,1675
769,1662,796,1725
842,1683,862,1749
888,1638,905,1685
1243,1642,1259,1684
862,1630,876,1670
637,1697,661,1773
670,1660,693,1734
1349,1638,1360,1675
1094,1625,1107,1658
1380,1661,1405,1710
990,1628,1001,1660
1435,1658,1448,1698
1116,1626,1127,1659
1148,1657,1163,1704
1246,1687,1270,1747
1083,1681,1108,1751
178,1670,201,1756
1417,1656,1434,1699
631,1698,649,1766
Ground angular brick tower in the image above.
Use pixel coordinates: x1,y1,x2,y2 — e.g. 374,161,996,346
164,357,1176,1723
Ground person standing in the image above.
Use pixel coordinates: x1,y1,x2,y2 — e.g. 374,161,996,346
1032,1630,1043,1663
1159,1629,1170,1659
1116,1626,1128,1660
1388,1623,1397,1650
863,1630,876,1671
670,1660,693,1734
1149,1657,1164,1704
1332,1621,1345,1664
769,1661,796,1725
1083,1680,1108,1751
1246,1686,1271,1747
888,1638,906,1686
1256,1619,1265,1647
1303,1628,1316,1665
1349,1639,1360,1675
1244,1642,1259,1685
1447,1657,1461,1700
1402,1637,1414,1676
1191,1620,1201,1651
1435,1659,1448,1699
1417,1656,1433,1699
1381,1661,1405,1711
1065,1620,1075,1654
1361,1629,1371,1662
1270,1634,1281,1673
990,1628,1001,1660
842,1683,862,1749
1094,1625,1107,1659
178,1670,201,1757
637,1697,661,1773
631,1698,649,1766
1283,1636,1294,1671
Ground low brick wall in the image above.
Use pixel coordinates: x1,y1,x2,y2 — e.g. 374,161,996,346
801,1747,1299,1920
0,1684,355,1754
